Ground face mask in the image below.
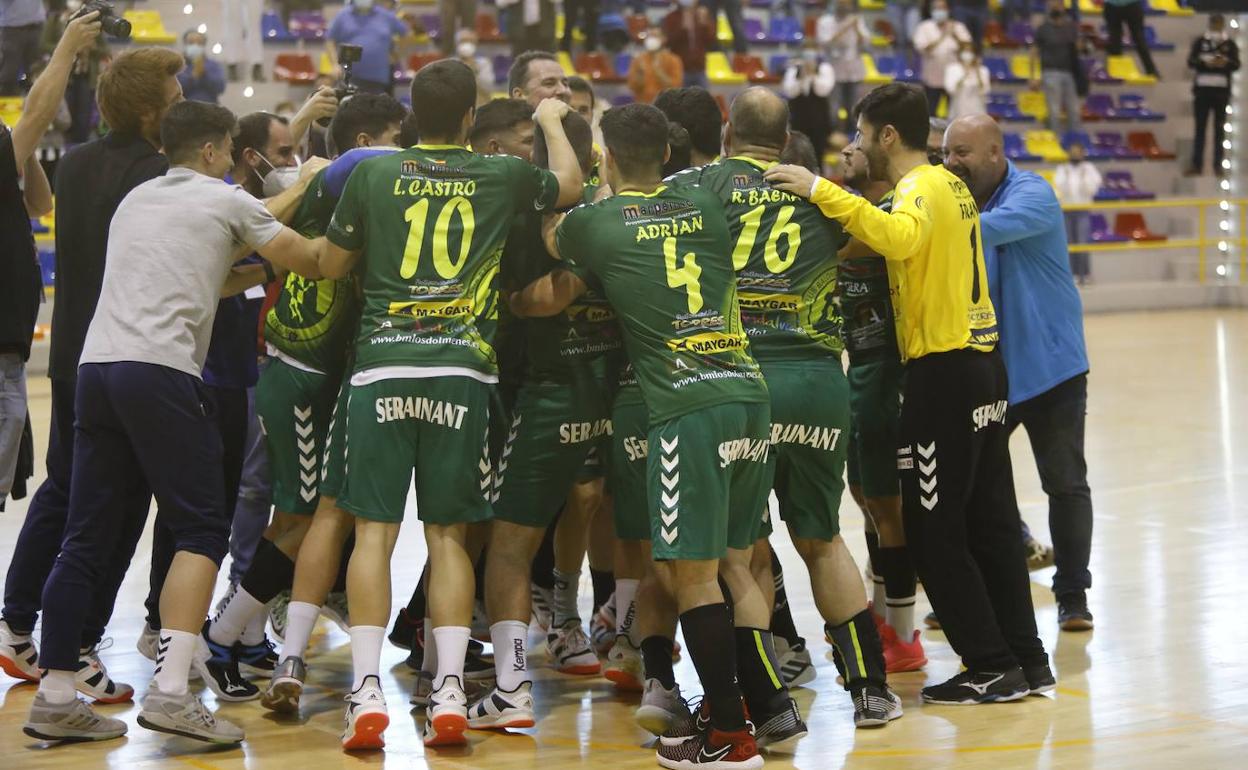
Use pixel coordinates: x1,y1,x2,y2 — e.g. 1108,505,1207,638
185,44,205,60
960,51,974,64
678,0,695,9
255,154,301,197
928,150,944,166
354,0,374,10
802,49,819,62
644,36,662,52
457,41,477,58
932,9,948,21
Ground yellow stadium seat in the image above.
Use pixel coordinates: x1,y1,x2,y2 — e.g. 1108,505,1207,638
1075,0,1099,13
1147,0,1193,16
861,53,892,85
1025,130,1069,163
123,10,176,44
1035,168,1057,192
859,0,885,9
1010,54,1034,81
717,13,733,45
557,50,577,76
0,96,22,127
1106,55,1158,85
707,52,746,85
554,16,584,45
318,52,333,76
1018,90,1048,121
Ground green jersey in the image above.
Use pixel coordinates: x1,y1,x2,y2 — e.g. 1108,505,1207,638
557,185,767,424
836,192,899,366
669,157,849,363
327,145,561,379
265,169,359,374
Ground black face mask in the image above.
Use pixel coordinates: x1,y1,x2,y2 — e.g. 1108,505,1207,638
928,150,944,166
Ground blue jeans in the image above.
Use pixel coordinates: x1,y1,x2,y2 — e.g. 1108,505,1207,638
1065,211,1090,279
1009,373,1093,597
0,353,25,499
1042,70,1081,135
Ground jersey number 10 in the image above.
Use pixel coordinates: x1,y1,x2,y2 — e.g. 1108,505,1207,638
400,197,477,280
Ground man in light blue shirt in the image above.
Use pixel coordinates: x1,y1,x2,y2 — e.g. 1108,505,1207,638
944,114,1094,633
0,0,47,94
326,0,409,94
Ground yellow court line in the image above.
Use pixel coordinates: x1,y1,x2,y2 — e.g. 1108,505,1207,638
177,757,227,770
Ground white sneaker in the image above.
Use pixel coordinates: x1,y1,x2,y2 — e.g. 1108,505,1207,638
603,636,644,692
467,681,535,729
137,683,245,743
590,593,616,656
775,637,817,688
268,590,291,643
24,693,127,742
0,619,40,682
530,583,553,634
547,620,601,675
635,678,687,737
261,655,307,714
75,640,134,704
423,675,468,747
341,675,389,751
321,592,350,635
136,624,159,662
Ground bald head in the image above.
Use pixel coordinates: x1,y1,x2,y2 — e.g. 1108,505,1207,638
727,87,789,154
943,114,1007,204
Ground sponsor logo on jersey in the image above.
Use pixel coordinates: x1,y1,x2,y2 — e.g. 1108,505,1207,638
718,437,770,468
667,331,747,354
622,435,649,462
769,423,841,452
558,419,613,444
671,313,726,331
738,292,801,312
388,298,473,319
621,199,699,223
731,173,754,189
375,396,469,429
972,400,1008,431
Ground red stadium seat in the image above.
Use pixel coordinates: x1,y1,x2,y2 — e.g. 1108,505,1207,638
732,54,780,84
1127,131,1176,160
476,10,505,42
407,53,443,77
576,52,624,83
274,53,317,84
1113,212,1166,242
627,14,648,42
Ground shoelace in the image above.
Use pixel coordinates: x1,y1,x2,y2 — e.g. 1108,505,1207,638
82,638,115,676
187,696,217,728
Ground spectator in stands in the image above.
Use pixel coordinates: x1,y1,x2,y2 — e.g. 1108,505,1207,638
706,0,748,56
222,0,266,83
178,30,226,104
500,0,557,57
41,1,111,144
327,0,410,94
782,43,835,169
562,0,600,54
1186,13,1240,177
817,0,869,134
654,85,722,166
949,0,989,49
440,0,477,56
568,75,595,122
1054,140,1100,283
1031,0,1082,136
0,0,44,95
944,43,990,120
1102,0,1158,79
662,0,716,88
887,0,921,68
628,25,684,104
454,29,496,106
913,0,971,116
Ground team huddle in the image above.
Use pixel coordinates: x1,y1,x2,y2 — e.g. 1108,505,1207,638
7,49,1056,770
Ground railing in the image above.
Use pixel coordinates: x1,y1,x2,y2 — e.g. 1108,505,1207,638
1059,198,1248,283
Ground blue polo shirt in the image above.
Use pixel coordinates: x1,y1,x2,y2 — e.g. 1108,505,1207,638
980,161,1089,405
328,7,408,85
0,0,45,27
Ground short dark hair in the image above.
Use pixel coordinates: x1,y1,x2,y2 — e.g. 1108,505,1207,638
601,103,668,179
532,111,595,175
508,50,558,95
729,88,789,151
231,111,287,166
469,98,533,149
410,59,477,140
398,112,421,148
654,87,722,159
853,83,929,151
568,75,594,108
780,131,820,173
329,92,407,156
662,122,692,177
162,100,236,163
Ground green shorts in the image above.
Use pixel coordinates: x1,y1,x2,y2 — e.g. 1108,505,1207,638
761,360,851,541
255,358,341,514
491,380,611,528
319,378,351,501
609,391,650,541
847,359,904,499
337,376,493,525
648,401,772,561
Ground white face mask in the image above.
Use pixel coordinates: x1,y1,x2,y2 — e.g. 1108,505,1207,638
185,43,205,60
255,154,301,197
354,0,375,11
644,36,662,52
960,51,974,65
457,41,477,58
66,0,83,12
932,9,949,21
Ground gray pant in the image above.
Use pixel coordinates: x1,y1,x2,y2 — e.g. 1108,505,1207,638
228,383,273,584
0,353,26,498
1041,70,1081,136
0,24,42,95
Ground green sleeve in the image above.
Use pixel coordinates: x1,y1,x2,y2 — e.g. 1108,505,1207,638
326,162,367,252
556,207,599,291
508,156,562,214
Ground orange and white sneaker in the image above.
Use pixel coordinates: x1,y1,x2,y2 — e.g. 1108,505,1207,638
341,675,389,751
467,681,535,729
881,625,927,673
0,619,40,682
604,637,644,692
423,675,468,747
75,641,134,704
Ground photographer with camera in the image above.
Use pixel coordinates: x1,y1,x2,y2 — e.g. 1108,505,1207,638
327,1,409,95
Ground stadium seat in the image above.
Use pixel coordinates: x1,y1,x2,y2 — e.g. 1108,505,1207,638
274,54,318,84
1125,131,1175,160
860,0,886,9
1089,213,1129,242
408,53,442,77
1035,168,1057,191
577,52,624,83
768,18,803,45
261,11,295,42
871,19,894,48
1083,93,1117,121
985,56,1022,83
1006,21,1035,46
492,54,512,84
1097,170,1154,201
1118,93,1164,121
984,21,1017,49
289,10,328,40
1018,91,1048,122
874,55,918,82
1062,130,1112,159
557,51,577,76
1075,0,1102,14
610,93,635,107
477,10,505,42
1081,22,1105,49
0,96,21,128
1114,212,1166,241
1142,26,1175,51
1083,57,1122,84
615,53,632,78
1094,132,1143,159
769,54,791,77
1146,0,1193,16
861,54,892,85
988,93,1032,122
707,52,747,85
1003,132,1042,162
418,14,441,41
1106,55,1157,85
1025,130,1069,162
123,10,176,44
743,18,767,44
1010,54,1034,82
717,13,733,45
318,52,334,77
627,14,648,41
733,54,779,84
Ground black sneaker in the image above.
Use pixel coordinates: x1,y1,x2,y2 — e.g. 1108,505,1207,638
921,668,1029,705
752,697,807,753
388,608,419,651
850,683,903,728
660,697,710,746
235,637,278,678
1057,593,1094,632
402,622,488,671
924,611,941,630
197,624,259,702
1023,661,1057,696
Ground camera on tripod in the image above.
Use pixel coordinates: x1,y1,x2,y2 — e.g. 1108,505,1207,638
72,1,132,41
318,44,362,127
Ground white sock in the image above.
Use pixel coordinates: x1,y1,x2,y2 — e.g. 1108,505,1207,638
886,596,917,641
209,585,265,647
38,669,77,705
349,625,385,692
153,628,196,696
614,578,639,645
490,620,529,692
420,615,437,675
431,625,470,691
552,568,581,627
870,571,887,615
280,601,320,662
241,604,268,646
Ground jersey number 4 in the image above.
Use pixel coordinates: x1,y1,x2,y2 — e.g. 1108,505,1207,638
664,237,704,314
400,196,476,279
731,204,802,273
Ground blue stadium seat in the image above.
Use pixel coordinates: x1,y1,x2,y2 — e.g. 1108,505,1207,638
988,93,1032,122
261,11,295,42
1118,94,1165,121
984,56,1022,84
1003,133,1041,162
1062,130,1112,159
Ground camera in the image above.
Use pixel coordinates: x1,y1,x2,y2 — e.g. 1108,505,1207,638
318,44,362,127
73,1,132,41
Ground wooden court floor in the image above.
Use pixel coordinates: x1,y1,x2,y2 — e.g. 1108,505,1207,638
2,308,1247,769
